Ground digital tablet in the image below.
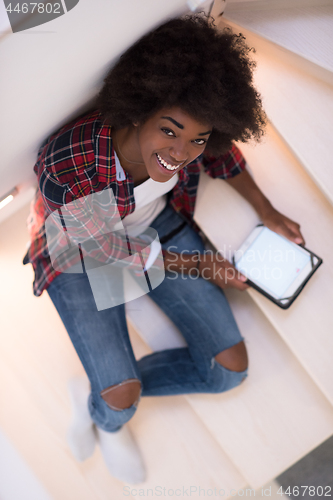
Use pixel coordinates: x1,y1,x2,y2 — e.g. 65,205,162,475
232,225,323,309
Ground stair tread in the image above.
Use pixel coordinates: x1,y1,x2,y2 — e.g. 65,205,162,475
186,288,333,489
125,290,333,489
224,4,333,73
219,19,333,206
194,122,333,404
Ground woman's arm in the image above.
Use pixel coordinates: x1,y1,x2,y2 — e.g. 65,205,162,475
201,145,304,244
224,169,305,245
163,148,304,292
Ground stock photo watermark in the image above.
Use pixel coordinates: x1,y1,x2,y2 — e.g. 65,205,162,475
123,485,274,497
44,187,301,311
123,484,331,498
45,188,165,311
164,246,297,283
2,0,80,33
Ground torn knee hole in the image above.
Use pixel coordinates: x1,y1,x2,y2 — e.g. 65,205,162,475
100,378,141,411
214,341,248,373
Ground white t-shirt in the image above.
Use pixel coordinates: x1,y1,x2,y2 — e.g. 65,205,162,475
115,151,179,237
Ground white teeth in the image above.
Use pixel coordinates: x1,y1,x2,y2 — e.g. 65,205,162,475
156,154,179,171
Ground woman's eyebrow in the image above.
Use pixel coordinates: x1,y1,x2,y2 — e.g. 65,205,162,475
161,116,212,136
161,116,184,129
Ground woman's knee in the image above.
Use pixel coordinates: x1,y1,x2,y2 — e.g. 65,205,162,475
207,341,248,393
100,378,142,411
215,340,248,373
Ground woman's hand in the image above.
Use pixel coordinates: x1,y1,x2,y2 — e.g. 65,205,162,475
198,254,250,291
224,169,305,245
260,207,305,245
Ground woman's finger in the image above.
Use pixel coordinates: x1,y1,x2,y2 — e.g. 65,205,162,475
224,267,250,290
283,221,305,245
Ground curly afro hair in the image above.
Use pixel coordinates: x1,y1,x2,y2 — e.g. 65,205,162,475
97,14,266,155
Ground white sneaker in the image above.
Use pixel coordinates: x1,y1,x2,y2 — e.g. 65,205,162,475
96,425,146,484
67,376,96,461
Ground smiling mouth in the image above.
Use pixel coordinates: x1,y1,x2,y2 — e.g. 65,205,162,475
156,153,184,171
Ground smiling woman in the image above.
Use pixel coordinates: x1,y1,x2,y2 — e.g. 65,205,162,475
113,107,213,185
98,15,266,156
22,13,305,485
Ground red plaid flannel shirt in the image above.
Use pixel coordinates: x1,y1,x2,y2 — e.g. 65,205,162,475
23,110,247,296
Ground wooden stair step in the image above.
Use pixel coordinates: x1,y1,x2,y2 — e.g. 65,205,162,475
224,3,333,73
219,18,333,206
194,122,333,404
125,291,333,489
185,288,333,488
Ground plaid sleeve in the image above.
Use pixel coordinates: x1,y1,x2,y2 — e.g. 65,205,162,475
201,143,247,179
37,134,154,275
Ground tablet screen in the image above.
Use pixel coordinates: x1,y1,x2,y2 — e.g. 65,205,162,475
234,228,311,298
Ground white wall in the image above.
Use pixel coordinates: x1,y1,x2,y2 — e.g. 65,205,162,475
0,0,192,220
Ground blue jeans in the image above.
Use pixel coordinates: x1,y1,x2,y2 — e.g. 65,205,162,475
47,204,247,432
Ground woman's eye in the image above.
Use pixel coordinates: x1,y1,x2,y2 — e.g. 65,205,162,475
162,128,175,137
194,139,206,146
161,128,206,146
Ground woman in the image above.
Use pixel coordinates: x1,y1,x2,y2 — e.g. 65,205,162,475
23,14,304,483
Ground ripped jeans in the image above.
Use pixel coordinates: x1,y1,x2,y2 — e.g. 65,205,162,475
47,204,247,432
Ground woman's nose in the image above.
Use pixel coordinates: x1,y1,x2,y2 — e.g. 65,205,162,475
170,141,188,163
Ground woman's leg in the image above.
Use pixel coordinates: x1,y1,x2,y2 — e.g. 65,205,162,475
47,271,142,433
48,271,146,483
47,205,247,420
136,205,248,396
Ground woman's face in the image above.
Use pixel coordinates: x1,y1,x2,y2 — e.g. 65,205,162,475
137,107,212,183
